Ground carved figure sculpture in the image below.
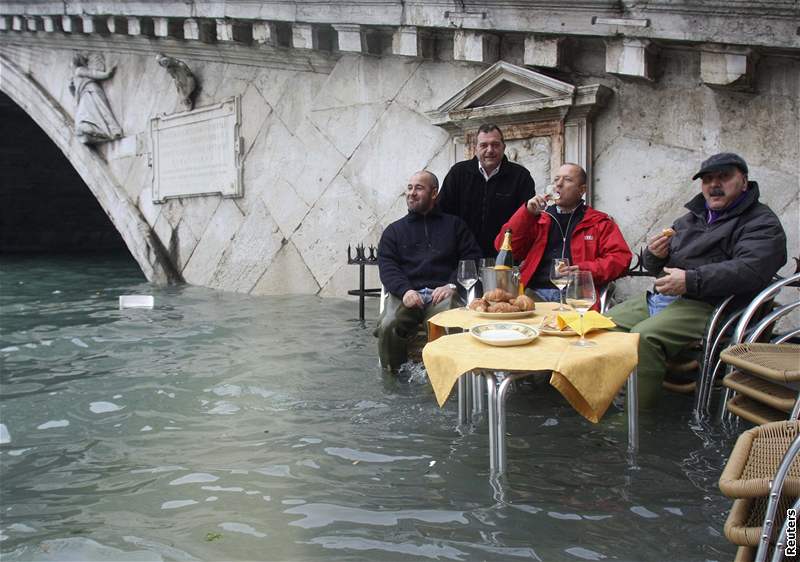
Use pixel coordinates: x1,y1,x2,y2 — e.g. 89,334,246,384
156,53,197,111
69,53,123,145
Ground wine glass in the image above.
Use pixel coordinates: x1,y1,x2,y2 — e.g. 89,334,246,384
457,260,478,305
550,258,571,310
566,270,597,347
544,184,561,205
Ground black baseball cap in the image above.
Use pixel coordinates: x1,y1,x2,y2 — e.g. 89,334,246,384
692,152,749,180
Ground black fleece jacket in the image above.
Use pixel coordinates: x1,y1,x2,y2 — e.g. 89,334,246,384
378,208,481,298
437,156,536,258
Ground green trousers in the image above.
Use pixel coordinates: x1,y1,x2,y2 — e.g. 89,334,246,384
606,294,714,410
376,293,457,371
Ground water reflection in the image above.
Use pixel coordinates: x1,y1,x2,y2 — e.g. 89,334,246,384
0,255,738,561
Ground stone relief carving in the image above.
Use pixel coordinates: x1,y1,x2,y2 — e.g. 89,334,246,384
156,53,197,111
69,53,123,145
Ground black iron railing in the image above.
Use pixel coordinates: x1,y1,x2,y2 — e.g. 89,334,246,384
347,244,380,321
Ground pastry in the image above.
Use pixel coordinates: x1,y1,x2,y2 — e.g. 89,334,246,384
468,298,488,312
487,302,520,313
511,294,535,311
483,288,514,303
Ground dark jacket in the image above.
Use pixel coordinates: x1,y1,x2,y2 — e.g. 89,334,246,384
437,155,536,258
378,208,482,298
644,182,787,305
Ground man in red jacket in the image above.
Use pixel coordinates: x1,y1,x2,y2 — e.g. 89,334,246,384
495,163,632,305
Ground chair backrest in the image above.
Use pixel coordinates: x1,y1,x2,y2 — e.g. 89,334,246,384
745,301,800,344
379,285,388,315
732,273,800,345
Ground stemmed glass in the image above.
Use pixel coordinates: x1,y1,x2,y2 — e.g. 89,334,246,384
544,184,561,205
550,258,571,311
457,260,478,305
566,270,597,347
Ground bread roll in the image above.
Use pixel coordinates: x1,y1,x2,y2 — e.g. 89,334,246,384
511,294,535,312
483,288,514,303
487,302,520,313
468,298,488,312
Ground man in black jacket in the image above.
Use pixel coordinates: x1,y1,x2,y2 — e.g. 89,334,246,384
437,123,536,258
607,153,787,409
376,170,481,371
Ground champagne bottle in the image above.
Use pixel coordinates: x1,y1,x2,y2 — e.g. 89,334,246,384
495,229,514,270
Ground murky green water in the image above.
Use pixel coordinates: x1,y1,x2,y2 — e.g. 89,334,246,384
1,254,739,561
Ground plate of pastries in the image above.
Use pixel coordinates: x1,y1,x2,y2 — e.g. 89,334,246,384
467,289,536,318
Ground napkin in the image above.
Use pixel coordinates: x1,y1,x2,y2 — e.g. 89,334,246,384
556,311,616,336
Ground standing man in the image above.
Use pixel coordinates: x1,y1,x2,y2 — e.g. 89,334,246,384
376,170,481,371
437,123,536,258
607,153,787,409
496,163,632,303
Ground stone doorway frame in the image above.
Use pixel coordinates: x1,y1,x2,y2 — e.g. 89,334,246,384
427,61,611,204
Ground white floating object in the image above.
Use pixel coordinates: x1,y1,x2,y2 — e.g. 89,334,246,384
119,295,154,309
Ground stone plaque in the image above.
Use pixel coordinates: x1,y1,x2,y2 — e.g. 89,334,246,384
151,96,242,203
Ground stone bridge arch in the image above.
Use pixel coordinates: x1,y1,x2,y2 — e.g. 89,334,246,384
0,54,179,284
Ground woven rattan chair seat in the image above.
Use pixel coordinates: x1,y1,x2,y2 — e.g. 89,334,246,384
721,343,800,384
727,394,787,425
724,370,796,413
733,545,755,562
720,421,800,498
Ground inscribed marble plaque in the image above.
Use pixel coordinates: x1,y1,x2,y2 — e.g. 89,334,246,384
151,97,242,203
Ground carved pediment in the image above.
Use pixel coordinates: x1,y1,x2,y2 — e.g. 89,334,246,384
427,61,578,132
428,60,612,205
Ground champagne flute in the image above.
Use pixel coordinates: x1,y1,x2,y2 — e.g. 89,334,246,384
544,184,561,205
550,258,571,311
457,260,478,305
566,270,597,347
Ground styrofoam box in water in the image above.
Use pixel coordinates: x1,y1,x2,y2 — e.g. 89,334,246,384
119,295,154,309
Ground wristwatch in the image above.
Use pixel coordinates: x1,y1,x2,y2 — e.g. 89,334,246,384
447,283,457,290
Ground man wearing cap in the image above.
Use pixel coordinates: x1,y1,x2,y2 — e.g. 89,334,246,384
607,152,787,409
437,123,536,258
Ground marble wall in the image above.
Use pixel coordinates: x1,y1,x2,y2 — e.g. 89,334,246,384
1,38,797,299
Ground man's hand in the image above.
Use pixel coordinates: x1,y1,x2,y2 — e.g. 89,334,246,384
654,267,687,296
526,194,548,216
430,285,455,306
402,290,424,309
647,231,672,259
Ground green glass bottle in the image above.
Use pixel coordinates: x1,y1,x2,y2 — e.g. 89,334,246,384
495,229,514,271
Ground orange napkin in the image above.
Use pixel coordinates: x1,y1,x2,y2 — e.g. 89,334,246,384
556,311,616,336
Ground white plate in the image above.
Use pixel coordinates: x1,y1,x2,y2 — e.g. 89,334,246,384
470,309,535,319
470,322,539,347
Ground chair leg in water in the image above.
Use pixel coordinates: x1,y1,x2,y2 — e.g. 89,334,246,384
486,375,498,473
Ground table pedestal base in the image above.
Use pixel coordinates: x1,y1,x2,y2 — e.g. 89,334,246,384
458,368,639,475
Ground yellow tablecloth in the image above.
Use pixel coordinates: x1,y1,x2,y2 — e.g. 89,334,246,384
422,330,639,423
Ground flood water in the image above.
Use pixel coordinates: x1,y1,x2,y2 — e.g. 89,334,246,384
0,254,740,561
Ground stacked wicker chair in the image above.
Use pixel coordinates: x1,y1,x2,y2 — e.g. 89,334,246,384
722,344,800,424
719,420,800,561
717,273,800,424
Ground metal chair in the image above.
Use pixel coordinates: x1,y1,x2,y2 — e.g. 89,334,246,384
718,274,800,423
719,419,800,561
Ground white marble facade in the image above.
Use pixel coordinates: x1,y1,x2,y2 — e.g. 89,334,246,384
0,38,797,300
